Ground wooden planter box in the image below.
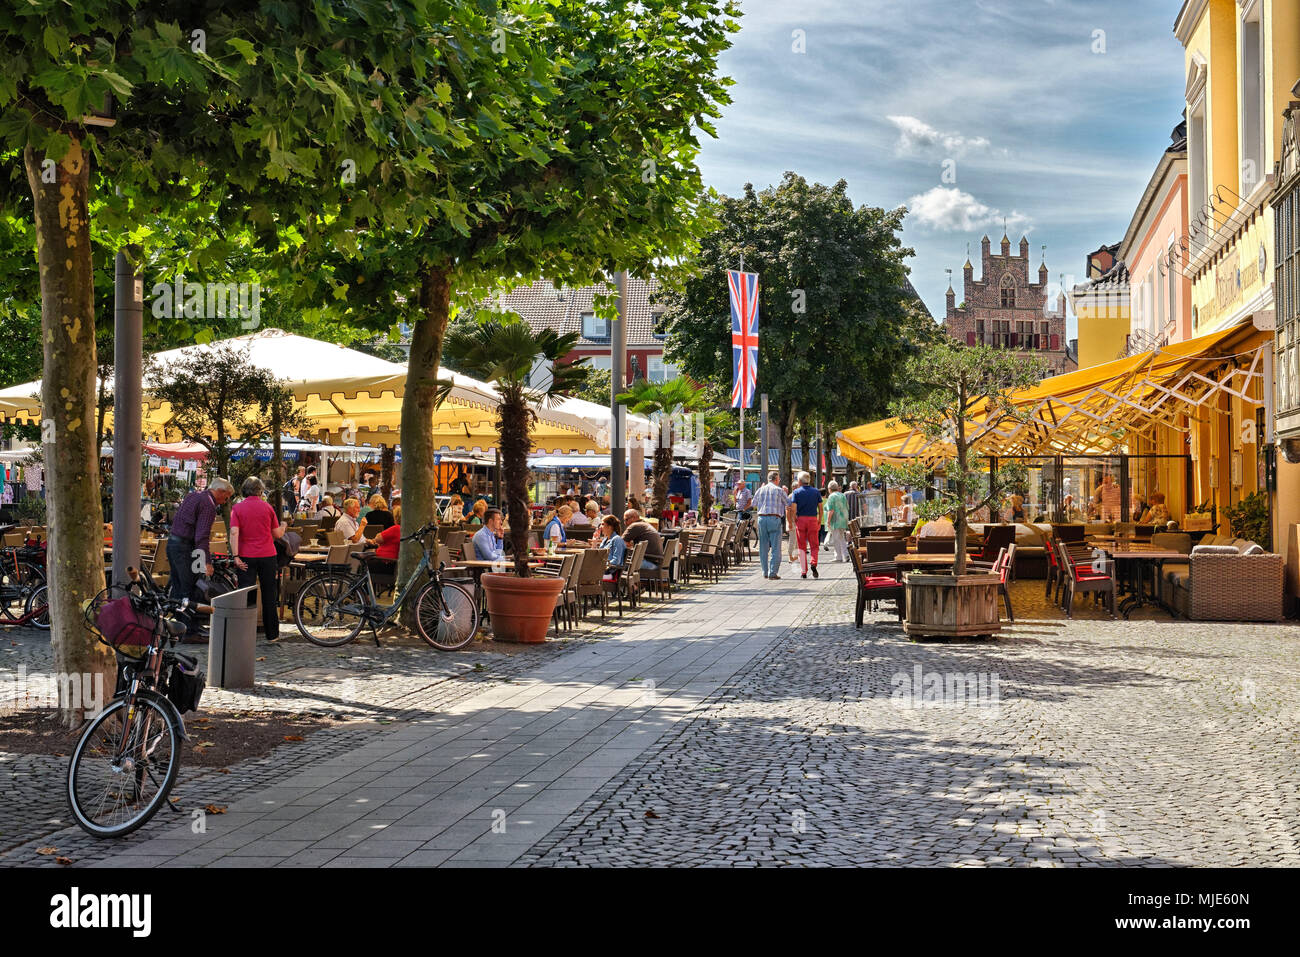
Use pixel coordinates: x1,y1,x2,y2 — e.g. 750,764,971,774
903,572,1001,639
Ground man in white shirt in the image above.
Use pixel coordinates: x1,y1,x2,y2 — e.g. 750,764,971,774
334,498,367,543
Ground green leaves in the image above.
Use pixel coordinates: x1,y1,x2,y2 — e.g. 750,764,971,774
226,37,258,64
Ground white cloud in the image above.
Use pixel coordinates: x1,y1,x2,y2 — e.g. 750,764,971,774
906,186,1031,233
887,115,991,156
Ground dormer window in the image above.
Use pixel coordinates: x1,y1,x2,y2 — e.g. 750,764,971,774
581,312,609,339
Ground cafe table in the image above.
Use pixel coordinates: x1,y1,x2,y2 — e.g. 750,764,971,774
1102,547,1185,619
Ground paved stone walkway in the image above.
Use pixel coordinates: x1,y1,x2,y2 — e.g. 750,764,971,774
6,554,1300,867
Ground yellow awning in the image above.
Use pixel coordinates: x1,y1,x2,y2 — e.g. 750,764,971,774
838,324,1268,466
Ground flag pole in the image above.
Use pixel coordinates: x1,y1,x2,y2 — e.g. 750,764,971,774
737,249,745,494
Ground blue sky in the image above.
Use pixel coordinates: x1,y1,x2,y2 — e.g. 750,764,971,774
696,0,1190,339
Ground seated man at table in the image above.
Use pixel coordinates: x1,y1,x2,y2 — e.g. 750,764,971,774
471,508,506,563
917,514,954,538
334,498,367,544
622,509,663,572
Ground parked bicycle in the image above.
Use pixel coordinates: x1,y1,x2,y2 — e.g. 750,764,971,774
0,543,48,629
68,567,209,837
293,522,478,650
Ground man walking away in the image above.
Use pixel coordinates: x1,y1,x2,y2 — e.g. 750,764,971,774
753,471,792,580
166,477,234,637
791,471,822,579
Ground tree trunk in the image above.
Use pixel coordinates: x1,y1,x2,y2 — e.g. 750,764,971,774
380,443,395,504
500,392,533,578
778,401,798,487
698,442,714,517
398,264,452,596
651,446,672,518
798,418,811,483
25,141,116,727
814,422,824,488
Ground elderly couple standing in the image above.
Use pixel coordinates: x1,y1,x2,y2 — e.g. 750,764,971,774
753,471,850,580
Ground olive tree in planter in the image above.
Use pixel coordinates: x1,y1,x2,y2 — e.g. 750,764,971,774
442,316,587,642
878,341,1042,638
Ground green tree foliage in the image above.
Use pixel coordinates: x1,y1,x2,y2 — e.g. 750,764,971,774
660,173,932,485
569,365,612,408
876,340,1044,574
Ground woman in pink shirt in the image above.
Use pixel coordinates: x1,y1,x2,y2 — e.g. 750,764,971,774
230,476,287,641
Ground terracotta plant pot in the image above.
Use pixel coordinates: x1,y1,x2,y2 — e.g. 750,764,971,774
902,572,1002,639
482,573,566,643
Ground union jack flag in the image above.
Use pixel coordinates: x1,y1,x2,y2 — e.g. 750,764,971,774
728,269,759,408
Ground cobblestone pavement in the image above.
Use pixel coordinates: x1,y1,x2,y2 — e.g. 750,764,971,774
525,568,1300,866
6,556,1299,867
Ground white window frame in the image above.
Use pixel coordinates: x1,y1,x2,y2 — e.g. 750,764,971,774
1187,57,1209,251
1239,0,1265,196
587,354,613,373
581,312,609,339
647,355,679,383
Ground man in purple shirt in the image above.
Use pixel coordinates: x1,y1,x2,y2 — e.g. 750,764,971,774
166,477,234,631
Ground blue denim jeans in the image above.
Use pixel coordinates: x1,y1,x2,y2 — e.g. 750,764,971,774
757,515,784,576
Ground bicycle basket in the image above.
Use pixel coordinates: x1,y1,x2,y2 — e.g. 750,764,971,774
166,660,205,713
85,587,156,661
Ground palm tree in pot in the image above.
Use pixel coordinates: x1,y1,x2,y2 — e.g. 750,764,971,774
616,377,702,518
443,316,587,641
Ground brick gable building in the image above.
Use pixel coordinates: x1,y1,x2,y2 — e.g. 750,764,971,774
944,233,1075,376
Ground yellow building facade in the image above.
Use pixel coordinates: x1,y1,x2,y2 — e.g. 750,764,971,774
1176,0,1300,597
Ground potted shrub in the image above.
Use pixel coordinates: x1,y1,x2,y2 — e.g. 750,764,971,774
878,341,1043,639
443,315,587,642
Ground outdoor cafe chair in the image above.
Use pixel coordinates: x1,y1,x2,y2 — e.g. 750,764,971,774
604,540,648,616
968,543,1016,622
974,524,1016,562
575,547,610,618
444,529,467,561
848,545,903,626
917,536,956,554
865,538,908,564
642,538,677,601
1056,539,1116,619
534,552,578,633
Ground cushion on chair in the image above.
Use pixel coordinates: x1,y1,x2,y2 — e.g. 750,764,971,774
1237,541,1265,556
1191,544,1239,555
860,575,900,589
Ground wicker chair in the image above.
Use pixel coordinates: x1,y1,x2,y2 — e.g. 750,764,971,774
1162,544,1285,621
968,543,1016,621
641,538,678,600
575,548,610,618
603,540,648,616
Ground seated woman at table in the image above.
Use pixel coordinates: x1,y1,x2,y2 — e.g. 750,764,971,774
467,499,488,526
230,476,287,643
443,494,465,524
365,504,402,579
544,505,571,547
597,515,626,573
363,494,395,537
1139,492,1171,527
471,508,506,562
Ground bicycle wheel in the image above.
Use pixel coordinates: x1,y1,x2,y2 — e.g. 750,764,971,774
0,561,43,620
67,691,182,838
414,579,479,650
294,573,367,646
25,584,49,630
